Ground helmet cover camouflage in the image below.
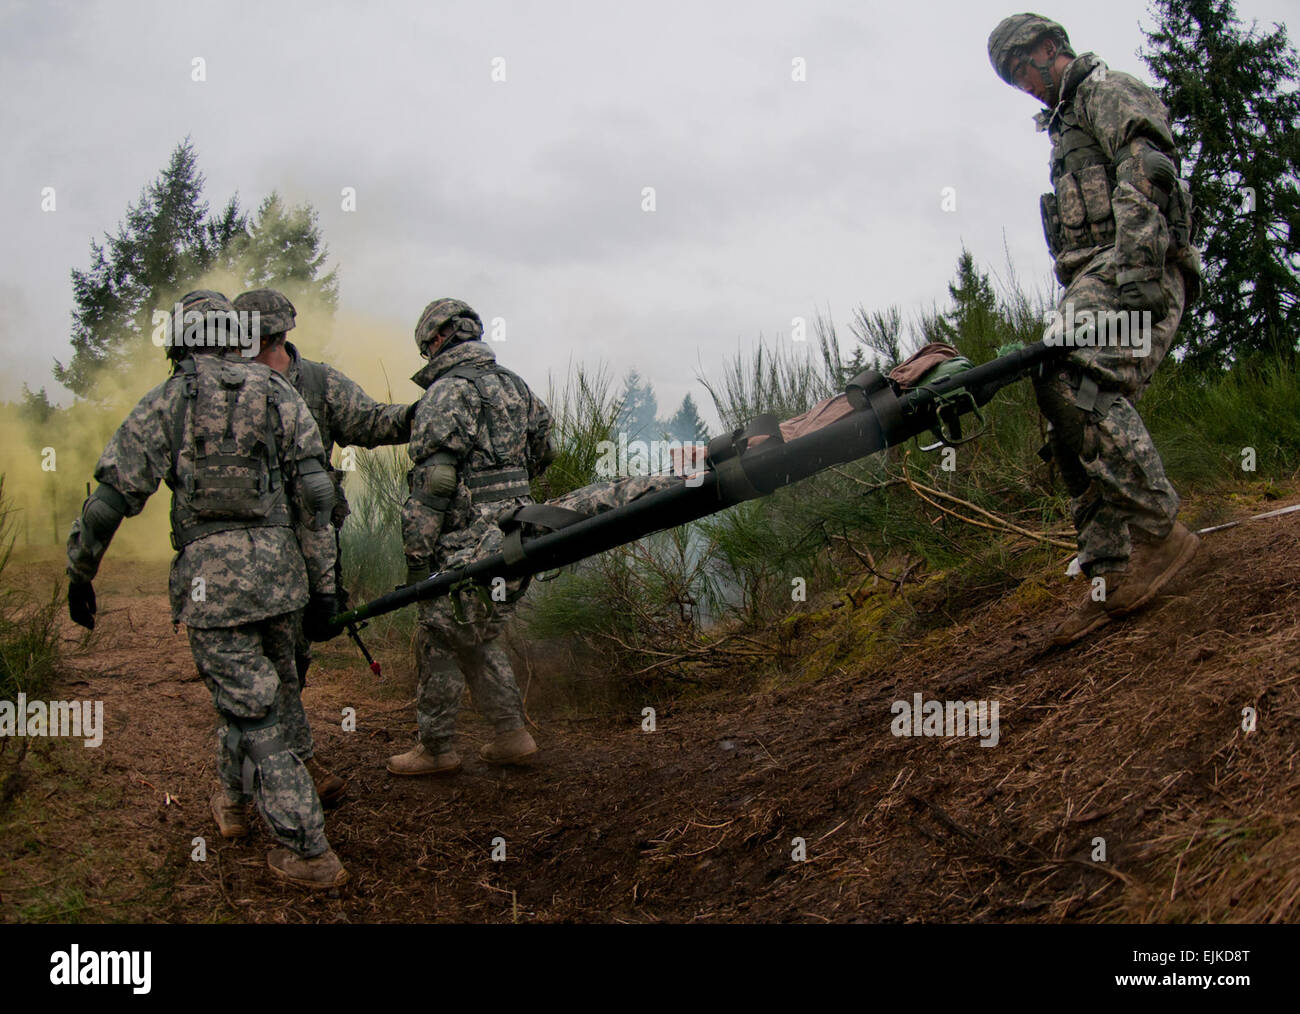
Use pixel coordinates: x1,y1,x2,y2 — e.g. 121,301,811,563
988,13,1071,84
233,288,297,339
166,289,246,361
414,298,483,356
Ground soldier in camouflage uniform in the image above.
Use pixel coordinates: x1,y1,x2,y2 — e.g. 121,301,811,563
988,14,1204,645
387,299,554,775
234,288,415,805
65,290,348,889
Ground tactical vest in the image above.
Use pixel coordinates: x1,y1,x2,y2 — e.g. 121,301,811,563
408,361,534,511
294,355,331,455
1040,62,1196,264
290,350,353,524
1040,97,1118,258
167,357,292,549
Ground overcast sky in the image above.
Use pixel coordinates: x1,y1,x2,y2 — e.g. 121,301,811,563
0,0,1293,428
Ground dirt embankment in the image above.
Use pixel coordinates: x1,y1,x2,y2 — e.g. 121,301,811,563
2,495,1298,923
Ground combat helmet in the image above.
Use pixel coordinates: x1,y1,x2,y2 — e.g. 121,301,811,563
233,288,297,340
414,298,483,358
165,289,246,362
988,13,1073,86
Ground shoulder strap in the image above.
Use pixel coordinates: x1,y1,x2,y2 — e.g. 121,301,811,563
169,358,199,486
265,374,284,491
296,357,328,410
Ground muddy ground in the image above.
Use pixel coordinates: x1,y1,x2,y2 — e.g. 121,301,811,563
2,493,1298,923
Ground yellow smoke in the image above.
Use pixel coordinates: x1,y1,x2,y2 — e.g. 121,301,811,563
0,263,421,566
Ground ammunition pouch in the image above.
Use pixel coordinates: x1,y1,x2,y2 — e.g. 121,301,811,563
407,451,459,513
405,560,434,586
168,358,293,550
1044,164,1117,257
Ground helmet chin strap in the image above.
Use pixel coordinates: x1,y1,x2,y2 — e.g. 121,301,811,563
1030,39,1059,100
1032,58,1054,92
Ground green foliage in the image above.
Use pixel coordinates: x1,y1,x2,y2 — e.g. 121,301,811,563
1144,355,1300,484
58,138,215,396
0,476,61,702
217,192,340,311
540,362,623,499
525,242,1300,684
57,139,338,398
1141,0,1300,366
616,368,659,442
338,446,410,639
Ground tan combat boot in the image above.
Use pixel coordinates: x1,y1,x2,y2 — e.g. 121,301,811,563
210,785,249,839
480,728,538,765
1051,522,1200,647
1102,521,1200,617
266,847,349,890
1050,587,1114,646
386,743,463,776
303,755,347,806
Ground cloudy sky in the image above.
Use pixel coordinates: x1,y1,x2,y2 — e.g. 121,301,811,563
0,0,1293,427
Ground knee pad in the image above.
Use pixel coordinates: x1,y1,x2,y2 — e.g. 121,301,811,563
225,712,291,794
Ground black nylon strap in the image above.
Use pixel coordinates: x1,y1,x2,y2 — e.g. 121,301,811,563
714,455,762,502
169,359,198,485
93,483,129,514
509,503,589,531
171,514,291,549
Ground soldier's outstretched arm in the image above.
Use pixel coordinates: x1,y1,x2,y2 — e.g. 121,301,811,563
526,390,556,479
322,364,415,450
65,385,172,629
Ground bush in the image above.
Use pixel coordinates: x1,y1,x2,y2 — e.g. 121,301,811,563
0,475,61,703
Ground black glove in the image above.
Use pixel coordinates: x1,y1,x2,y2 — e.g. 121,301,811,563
1117,279,1168,324
68,581,97,630
302,593,342,642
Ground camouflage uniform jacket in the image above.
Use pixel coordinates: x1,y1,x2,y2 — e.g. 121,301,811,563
283,341,413,522
402,340,553,578
66,357,335,628
1034,52,1201,291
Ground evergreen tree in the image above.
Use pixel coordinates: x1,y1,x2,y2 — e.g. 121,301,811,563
1141,0,1300,367
668,393,710,444
617,369,660,442
56,141,339,398
57,139,218,396
936,247,1003,360
19,384,55,426
220,192,340,310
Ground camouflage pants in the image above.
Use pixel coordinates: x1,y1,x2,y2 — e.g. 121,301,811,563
412,516,528,752
415,595,526,752
1035,251,1186,576
287,613,315,760
188,613,328,857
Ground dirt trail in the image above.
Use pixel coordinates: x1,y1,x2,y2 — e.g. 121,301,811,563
2,496,1299,923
